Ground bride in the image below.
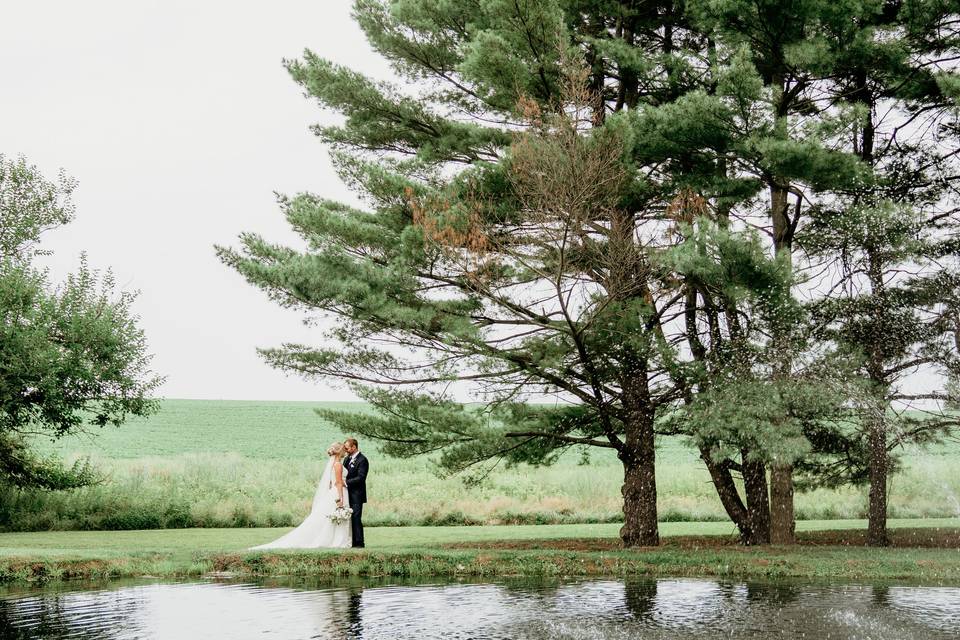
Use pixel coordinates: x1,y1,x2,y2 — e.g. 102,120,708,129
251,442,352,549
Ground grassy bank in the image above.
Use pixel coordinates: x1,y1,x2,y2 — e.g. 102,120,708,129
0,519,958,584
5,399,959,530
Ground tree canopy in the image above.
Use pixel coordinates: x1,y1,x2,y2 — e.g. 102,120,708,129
0,155,161,489
220,0,960,546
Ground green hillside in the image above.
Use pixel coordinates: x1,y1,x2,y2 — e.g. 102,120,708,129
35,400,376,460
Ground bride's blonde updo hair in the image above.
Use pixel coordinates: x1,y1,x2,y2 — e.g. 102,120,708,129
326,442,345,458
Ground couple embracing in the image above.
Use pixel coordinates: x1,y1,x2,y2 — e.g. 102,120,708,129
252,437,368,550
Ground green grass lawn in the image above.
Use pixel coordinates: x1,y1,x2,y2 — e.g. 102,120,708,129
2,518,957,560
3,399,958,531
0,522,730,560
0,519,958,584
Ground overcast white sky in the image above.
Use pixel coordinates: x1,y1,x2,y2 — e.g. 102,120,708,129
2,1,395,401
2,2,947,405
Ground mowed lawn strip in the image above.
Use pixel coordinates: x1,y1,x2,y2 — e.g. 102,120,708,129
3,518,957,560
0,519,957,584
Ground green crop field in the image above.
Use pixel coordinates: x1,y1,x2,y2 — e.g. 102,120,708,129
2,399,957,531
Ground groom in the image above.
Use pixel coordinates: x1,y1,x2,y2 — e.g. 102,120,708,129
343,437,368,548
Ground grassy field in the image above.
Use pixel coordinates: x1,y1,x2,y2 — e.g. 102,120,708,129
0,520,958,584
3,399,958,531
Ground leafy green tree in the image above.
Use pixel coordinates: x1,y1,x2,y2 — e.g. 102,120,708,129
658,206,842,544
0,155,75,262
0,155,161,489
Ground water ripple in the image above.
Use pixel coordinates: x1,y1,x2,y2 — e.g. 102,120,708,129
0,578,957,639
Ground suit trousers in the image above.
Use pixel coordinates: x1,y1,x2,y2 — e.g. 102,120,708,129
349,497,364,548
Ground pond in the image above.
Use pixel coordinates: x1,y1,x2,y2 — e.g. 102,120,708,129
0,576,957,639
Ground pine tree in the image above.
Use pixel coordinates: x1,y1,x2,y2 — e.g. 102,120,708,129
220,0,960,546
799,1,960,545
649,0,878,543
219,0,724,546
675,0,960,544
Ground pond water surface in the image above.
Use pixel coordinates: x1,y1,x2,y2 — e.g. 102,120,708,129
0,576,957,639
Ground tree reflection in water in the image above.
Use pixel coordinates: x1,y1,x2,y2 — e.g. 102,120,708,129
744,580,801,606
623,579,657,620
0,577,957,639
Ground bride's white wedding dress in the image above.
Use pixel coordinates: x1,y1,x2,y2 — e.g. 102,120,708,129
250,457,352,550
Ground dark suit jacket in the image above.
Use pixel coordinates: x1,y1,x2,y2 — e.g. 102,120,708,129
344,452,368,504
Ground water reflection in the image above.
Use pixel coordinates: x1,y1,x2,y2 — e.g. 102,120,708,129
888,586,960,628
0,577,957,639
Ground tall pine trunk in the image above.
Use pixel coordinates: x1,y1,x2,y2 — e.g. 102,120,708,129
620,403,659,546
866,247,889,547
769,175,797,545
769,463,795,544
620,452,659,546
858,72,888,548
867,411,889,546
700,448,752,541
742,453,771,545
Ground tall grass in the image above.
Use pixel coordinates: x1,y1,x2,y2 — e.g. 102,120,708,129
1,399,957,531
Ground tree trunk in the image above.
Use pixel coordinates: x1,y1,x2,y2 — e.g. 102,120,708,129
867,414,889,546
865,243,889,547
620,415,659,546
767,64,799,545
742,454,771,545
768,178,797,545
700,448,752,542
618,335,659,546
620,454,659,546
769,463,796,544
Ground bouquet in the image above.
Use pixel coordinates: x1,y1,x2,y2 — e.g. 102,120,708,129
329,504,353,525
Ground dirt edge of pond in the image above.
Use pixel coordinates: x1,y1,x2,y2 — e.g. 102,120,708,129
440,528,960,552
